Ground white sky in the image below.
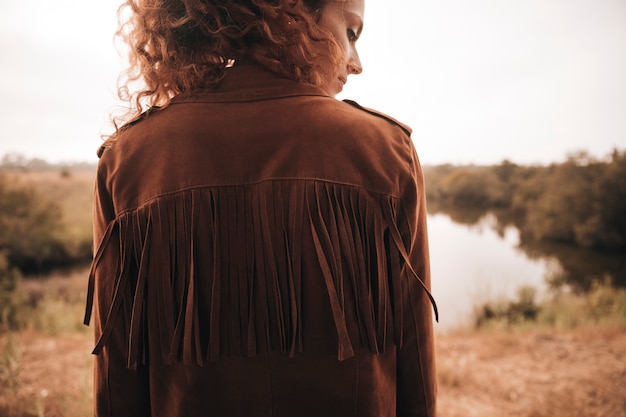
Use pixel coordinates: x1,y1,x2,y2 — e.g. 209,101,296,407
1,0,625,165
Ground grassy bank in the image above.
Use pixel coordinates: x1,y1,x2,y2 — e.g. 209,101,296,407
472,279,626,332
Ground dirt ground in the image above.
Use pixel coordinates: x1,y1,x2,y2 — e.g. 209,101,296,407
436,328,626,417
1,328,625,417
0,332,93,417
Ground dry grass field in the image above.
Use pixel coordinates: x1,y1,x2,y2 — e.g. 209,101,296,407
437,329,626,417
1,269,625,417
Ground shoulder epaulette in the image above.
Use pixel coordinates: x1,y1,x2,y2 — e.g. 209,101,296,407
342,99,412,136
96,106,161,158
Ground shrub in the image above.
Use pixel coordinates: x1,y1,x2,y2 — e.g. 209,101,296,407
473,286,540,329
0,174,69,273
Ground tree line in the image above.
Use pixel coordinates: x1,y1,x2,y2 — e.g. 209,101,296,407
424,149,626,252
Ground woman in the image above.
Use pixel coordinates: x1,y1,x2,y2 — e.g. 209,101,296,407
84,0,437,416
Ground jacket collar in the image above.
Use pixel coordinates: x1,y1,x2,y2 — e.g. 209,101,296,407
171,64,331,104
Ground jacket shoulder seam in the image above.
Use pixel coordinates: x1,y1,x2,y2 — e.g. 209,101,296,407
342,99,412,136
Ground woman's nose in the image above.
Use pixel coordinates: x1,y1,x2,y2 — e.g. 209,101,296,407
348,52,363,75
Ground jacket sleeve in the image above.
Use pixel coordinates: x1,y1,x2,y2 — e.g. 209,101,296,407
395,143,437,417
90,162,151,417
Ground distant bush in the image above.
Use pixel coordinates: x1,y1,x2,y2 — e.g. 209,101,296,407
0,174,69,273
473,286,540,329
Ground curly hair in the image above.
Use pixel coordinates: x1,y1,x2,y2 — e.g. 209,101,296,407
112,0,341,131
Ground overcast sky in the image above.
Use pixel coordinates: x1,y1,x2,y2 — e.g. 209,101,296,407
1,0,625,165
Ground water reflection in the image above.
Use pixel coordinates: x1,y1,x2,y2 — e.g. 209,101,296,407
427,208,626,331
428,213,549,330
517,239,626,290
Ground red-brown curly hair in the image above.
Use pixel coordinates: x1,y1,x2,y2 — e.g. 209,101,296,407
112,0,341,131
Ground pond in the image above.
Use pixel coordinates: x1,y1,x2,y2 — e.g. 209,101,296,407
427,212,626,331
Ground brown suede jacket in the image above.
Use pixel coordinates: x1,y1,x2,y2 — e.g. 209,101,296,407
84,64,437,417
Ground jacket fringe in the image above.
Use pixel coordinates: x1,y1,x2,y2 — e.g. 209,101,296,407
84,180,437,367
